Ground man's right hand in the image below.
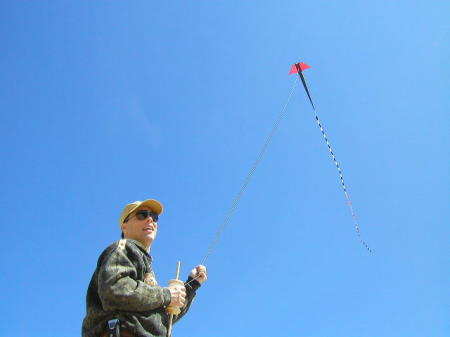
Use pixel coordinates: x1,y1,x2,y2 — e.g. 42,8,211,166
167,284,186,308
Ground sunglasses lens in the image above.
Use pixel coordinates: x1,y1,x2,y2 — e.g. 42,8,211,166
136,211,147,220
135,210,158,222
151,213,159,222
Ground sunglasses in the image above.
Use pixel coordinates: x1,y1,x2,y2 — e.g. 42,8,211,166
132,210,159,222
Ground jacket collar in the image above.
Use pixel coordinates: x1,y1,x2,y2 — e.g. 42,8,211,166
128,239,152,257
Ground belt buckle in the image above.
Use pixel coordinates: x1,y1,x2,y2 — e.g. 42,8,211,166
108,318,119,330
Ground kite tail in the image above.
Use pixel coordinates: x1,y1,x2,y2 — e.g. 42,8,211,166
344,191,372,253
314,114,372,253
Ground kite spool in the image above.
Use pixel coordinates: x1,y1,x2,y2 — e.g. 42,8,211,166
166,261,182,337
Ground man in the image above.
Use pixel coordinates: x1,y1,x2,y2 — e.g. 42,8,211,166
82,199,207,337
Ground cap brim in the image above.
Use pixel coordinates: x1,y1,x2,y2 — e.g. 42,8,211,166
138,199,164,215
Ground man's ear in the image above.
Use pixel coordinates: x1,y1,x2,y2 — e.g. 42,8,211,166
121,222,127,235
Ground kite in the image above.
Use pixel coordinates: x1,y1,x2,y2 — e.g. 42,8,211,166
290,62,371,252
289,62,315,110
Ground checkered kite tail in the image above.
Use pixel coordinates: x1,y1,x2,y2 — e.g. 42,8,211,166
291,62,372,252
314,114,372,253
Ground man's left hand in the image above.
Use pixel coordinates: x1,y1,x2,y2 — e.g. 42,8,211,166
189,265,207,284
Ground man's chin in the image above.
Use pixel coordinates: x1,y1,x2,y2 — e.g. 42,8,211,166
129,235,154,248
143,234,156,244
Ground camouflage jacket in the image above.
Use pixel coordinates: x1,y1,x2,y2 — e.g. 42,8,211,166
82,239,200,337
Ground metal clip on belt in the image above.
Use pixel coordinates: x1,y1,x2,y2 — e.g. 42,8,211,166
108,319,120,337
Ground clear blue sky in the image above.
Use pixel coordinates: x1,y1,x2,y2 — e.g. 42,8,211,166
0,1,448,336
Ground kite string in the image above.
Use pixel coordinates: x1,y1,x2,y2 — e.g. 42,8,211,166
312,112,372,252
199,77,299,266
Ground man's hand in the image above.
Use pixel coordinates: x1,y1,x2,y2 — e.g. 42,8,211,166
189,265,208,284
167,284,186,308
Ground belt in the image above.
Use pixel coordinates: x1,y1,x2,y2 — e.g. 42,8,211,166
101,331,134,337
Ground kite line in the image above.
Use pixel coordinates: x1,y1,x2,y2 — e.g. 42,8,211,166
200,77,299,265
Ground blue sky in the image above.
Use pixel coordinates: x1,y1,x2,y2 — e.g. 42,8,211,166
0,1,448,336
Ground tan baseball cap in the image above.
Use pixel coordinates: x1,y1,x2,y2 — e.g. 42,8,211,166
119,199,164,226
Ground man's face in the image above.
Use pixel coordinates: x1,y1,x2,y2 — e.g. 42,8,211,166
121,206,158,248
